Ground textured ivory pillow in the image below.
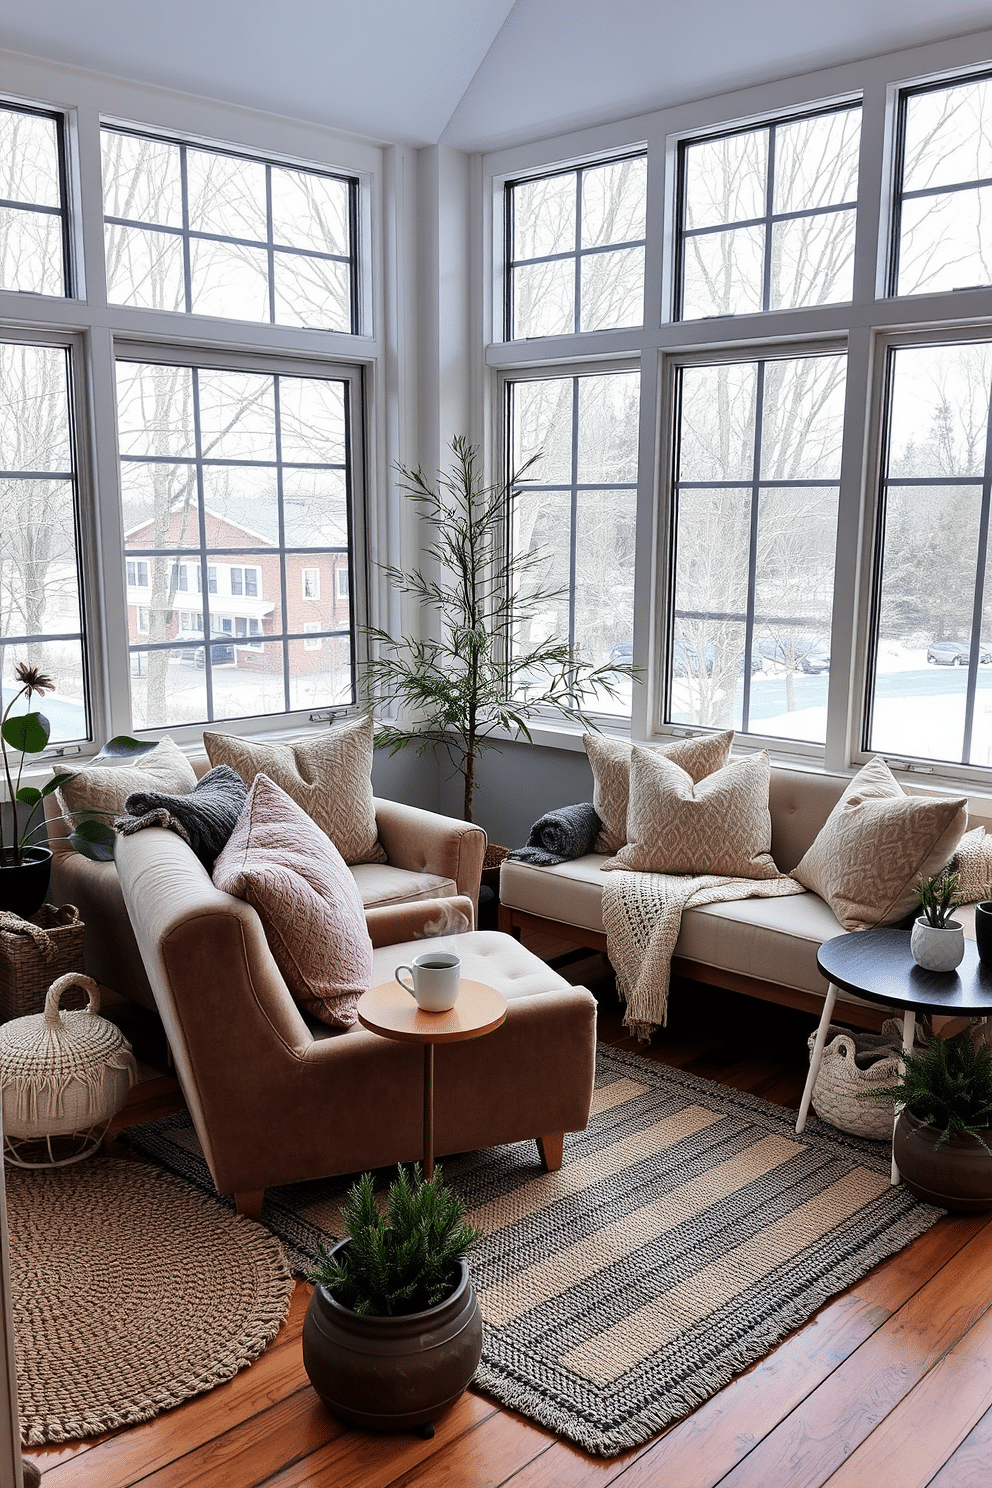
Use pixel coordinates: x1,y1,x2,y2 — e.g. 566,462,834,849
950,825,992,904
57,736,197,826
584,730,734,854
604,747,780,879
212,774,373,1027
203,715,385,865
791,756,968,931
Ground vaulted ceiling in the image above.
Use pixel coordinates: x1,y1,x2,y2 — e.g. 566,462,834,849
6,0,991,151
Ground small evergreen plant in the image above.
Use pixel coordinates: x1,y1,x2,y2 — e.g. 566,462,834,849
914,871,961,929
861,1032,992,1148
309,1164,483,1317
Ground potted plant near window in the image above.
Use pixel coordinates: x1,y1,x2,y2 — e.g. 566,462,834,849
910,871,965,972
302,1163,483,1435
862,1031,992,1212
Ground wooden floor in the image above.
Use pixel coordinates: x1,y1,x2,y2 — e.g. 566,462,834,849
23,944,992,1487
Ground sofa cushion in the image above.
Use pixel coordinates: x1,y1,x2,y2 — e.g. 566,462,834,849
791,756,968,930
57,736,197,826
204,716,385,866
351,861,458,909
500,853,611,932
606,748,780,879
212,774,373,1028
584,731,733,854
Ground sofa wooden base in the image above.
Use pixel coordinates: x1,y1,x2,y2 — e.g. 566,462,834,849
498,904,888,1034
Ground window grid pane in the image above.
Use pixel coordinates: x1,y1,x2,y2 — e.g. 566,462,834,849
102,127,358,331
506,155,646,339
117,358,356,729
0,104,70,297
677,104,860,320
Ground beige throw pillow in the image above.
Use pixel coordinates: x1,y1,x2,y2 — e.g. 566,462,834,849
204,715,385,865
212,774,373,1028
57,736,197,826
949,825,992,905
791,756,968,931
604,747,780,879
584,731,734,854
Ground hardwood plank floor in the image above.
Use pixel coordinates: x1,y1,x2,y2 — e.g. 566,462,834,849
22,945,992,1486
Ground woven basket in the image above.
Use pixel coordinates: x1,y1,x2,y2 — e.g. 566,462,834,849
0,904,85,1023
0,973,137,1167
807,1020,905,1139
483,843,509,872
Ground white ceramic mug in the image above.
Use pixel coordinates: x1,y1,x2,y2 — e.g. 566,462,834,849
394,951,461,1011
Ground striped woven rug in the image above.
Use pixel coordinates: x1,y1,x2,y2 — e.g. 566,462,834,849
122,1044,944,1456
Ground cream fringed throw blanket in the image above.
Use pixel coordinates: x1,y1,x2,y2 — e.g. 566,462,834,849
601,870,807,1041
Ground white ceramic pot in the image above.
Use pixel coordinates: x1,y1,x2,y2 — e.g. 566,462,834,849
910,916,965,973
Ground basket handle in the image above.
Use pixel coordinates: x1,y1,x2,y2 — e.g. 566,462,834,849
44,973,101,1029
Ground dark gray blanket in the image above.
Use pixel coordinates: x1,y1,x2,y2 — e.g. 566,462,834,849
116,765,247,869
509,802,602,867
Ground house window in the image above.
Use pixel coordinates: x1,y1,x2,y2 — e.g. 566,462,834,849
0,104,70,297
118,357,359,727
303,568,320,600
335,566,349,599
126,559,149,587
101,128,358,331
667,351,845,740
893,72,992,297
505,155,646,339
136,606,150,634
235,616,263,649
677,103,860,319
507,369,640,717
303,621,322,651
0,339,87,743
867,337,992,765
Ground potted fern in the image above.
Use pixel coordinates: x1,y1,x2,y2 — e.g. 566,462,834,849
862,1032,992,1212
302,1164,483,1435
910,871,965,972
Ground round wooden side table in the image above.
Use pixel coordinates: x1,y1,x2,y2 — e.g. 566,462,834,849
357,980,508,1179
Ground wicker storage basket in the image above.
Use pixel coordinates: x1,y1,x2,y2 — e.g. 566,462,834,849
806,1020,905,1139
0,904,85,1023
0,973,137,1167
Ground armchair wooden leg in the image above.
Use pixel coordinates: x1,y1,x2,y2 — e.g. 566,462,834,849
235,1190,264,1220
536,1133,564,1171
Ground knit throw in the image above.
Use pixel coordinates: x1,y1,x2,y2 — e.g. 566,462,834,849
509,802,602,866
116,765,246,869
602,868,807,1040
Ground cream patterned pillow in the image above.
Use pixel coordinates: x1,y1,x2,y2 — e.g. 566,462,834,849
948,825,992,904
791,756,968,930
203,716,385,866
603,747,780,879
584,731,734,854
56,736,197,826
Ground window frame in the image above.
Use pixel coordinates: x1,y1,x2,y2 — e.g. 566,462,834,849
0,100,73,299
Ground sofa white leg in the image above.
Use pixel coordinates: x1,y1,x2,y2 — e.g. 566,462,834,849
797,982,838,1135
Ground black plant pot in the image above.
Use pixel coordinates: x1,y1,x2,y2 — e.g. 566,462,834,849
893,1108,992,1213
0,847,52,919
302,1241,482,1432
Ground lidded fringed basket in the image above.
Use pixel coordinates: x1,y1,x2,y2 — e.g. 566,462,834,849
0,973,138,1167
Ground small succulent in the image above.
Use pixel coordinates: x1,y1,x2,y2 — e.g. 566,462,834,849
914,871,961,929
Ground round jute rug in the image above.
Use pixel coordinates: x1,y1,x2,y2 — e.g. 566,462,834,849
6,1157,293,1445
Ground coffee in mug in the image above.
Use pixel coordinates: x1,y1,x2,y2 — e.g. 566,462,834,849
394,951,460,1011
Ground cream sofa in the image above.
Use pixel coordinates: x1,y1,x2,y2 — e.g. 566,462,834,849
44,754,486,1012
499,761,989,1030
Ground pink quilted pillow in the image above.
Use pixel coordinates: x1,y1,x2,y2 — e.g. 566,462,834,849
212,773,373,1027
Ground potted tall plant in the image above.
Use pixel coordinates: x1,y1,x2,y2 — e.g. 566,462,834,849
862,1031,992,1212
910,871,965,972
362,437,635,823
1,662,151,917
302,1163,483,1435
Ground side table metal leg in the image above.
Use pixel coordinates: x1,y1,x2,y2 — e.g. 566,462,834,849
797,983,838,1135
423,1043,435,1181
891,1010,916,1186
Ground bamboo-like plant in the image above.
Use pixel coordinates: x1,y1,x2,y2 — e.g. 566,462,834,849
915,871,961,929
310,1164,482,1317
362,437,636,822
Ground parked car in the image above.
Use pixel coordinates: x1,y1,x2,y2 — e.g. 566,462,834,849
173,630,236,667
672,643,760,678
926,640,992,666
608,642,633,667
755,635,829,673
799,644,830,674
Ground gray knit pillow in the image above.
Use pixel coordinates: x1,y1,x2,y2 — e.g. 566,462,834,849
116,765,247,869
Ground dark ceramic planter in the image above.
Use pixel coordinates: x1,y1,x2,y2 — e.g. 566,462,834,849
0,847,52,919
975,901,992,969
893,1108,992,1213
302,1242,483,1432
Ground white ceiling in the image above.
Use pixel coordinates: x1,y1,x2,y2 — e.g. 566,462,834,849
6,0,992,151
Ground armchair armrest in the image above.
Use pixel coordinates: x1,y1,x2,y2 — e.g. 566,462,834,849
365,895,475,947
373,797,486,904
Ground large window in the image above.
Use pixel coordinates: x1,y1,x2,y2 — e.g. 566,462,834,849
102,128,358,330
0,104,69,297
117,357,358,727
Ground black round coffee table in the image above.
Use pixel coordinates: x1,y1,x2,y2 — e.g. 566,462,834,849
797,929,992,1183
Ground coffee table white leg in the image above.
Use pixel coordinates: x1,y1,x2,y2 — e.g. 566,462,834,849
891,1009,916,1186
797,982,838,1134
423,1043,435,1181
